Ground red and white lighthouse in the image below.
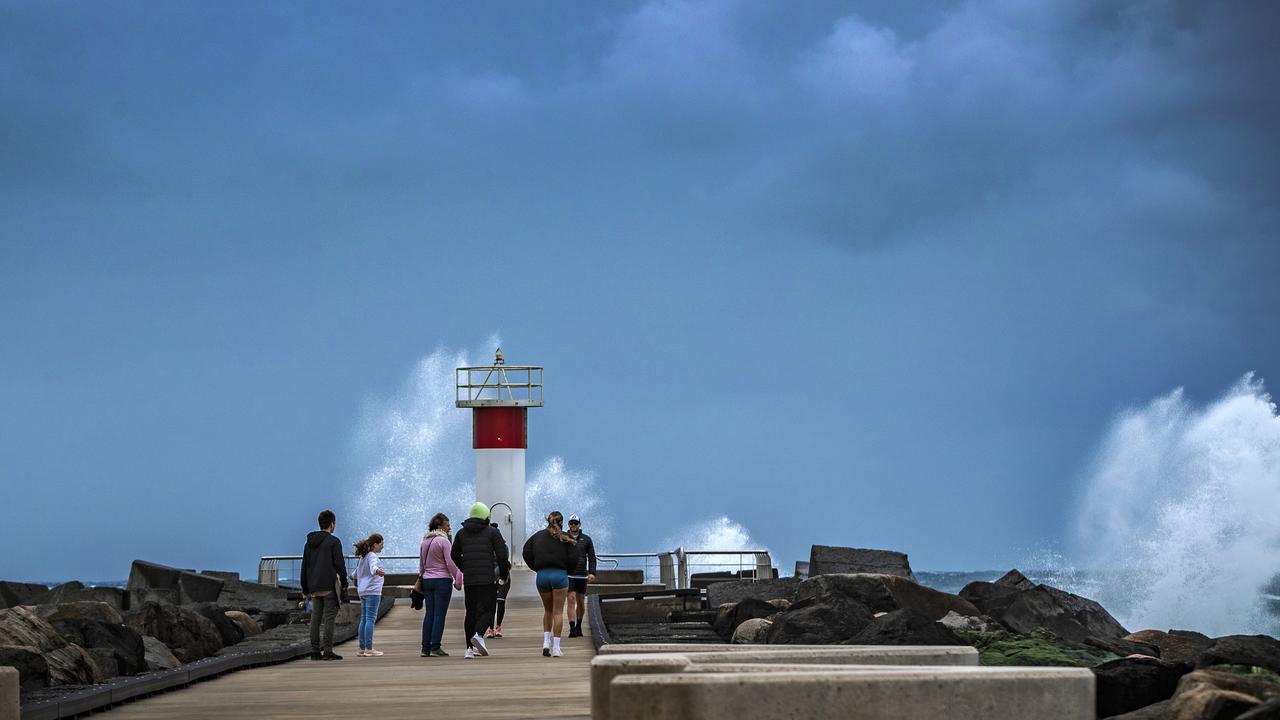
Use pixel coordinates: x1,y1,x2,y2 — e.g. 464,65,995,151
456,348,543,565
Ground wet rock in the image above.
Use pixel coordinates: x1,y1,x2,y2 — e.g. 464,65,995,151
844,608,966,646
33,601,124,626
1088,635,1163,659
0,644,49,689
765,595,874,645
41,582,127,611
190,603,245,646
125,601,222,663
1126,630,1213,664
808,545,917,582
732,618,772,644
1197,635,1280,675
224,610,261,638
127,560,224,606
997,583,1129,642
1092,656,1192,718
0,581,48,609
959,581,1023,620
939,610,1003,635
0,606,104,685
1238,697,1280,719
713,598,782,641
214,576,296,614
50,618,146,676
86,647,119,678
795,573,979,621
1167,670,1280,720
995,569,1035,590
142,635,181,670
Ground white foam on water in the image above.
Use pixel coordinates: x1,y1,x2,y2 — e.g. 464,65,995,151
664,515,768,576
526,456,613,552
1071,373,1280,636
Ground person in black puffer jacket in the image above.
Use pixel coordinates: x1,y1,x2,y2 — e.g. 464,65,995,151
522,511,576,657
451,502,510,657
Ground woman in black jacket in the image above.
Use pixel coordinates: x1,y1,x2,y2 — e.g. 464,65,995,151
522,511,576,657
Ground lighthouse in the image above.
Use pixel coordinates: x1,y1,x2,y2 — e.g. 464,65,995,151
456,348,543,565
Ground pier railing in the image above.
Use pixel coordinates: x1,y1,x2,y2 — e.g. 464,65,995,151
259,548,772,590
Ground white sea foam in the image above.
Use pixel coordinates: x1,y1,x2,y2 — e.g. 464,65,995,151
1072,373,1280,636
663,515,768,576
526,456,613,553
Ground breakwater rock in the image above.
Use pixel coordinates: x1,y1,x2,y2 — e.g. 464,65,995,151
0,559,368,704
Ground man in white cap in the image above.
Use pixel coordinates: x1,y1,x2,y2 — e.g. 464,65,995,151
564,513,596,638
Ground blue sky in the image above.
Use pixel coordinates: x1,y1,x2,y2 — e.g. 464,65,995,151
2,1,1278,582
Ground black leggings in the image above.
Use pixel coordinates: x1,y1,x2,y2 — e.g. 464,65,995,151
463,583,495,645
494,581,509,627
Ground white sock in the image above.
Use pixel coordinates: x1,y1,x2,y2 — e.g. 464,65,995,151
553,636,561,651
543,632,551,647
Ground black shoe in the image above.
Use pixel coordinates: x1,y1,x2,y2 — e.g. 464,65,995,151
309,652,323,661
542,647,551,657
569,626,583,638
430,648,449,657
322,652,343,661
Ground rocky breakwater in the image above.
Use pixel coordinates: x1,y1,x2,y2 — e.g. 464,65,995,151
0,559,331,705
704,546,1280,720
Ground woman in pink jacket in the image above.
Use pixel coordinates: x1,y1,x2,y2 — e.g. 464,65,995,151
419,512,463,657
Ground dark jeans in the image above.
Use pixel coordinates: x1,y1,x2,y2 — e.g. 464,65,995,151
463,583,495,645
420,578,453,652
309,593,339,653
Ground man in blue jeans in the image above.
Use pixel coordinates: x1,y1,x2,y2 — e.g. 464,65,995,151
301,509,348,661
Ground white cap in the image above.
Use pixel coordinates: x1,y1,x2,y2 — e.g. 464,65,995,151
568,514,581,523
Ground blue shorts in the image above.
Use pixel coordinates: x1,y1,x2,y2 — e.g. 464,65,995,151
535,568,568,592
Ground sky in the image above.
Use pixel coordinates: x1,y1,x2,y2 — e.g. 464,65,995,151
2,0,1278,583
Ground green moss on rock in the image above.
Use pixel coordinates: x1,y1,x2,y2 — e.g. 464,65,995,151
1207,664,1280,684
957,628,1120,667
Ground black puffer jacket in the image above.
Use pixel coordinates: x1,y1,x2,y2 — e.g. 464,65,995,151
569,531,597,576
450,517,510,585
300,530,348,597
522,529,576,572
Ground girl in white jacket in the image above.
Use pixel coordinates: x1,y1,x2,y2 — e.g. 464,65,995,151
352,533,386,656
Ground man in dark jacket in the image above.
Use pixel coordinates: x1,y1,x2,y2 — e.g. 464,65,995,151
565,514,596,638
451,501,510,658
301,508,348,660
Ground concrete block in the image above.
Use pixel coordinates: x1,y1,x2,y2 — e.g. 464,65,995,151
0,666,17,720
609,667,1095,720
809,545,917,581
592,647,978,720
706,577,801,607
598,643,978,665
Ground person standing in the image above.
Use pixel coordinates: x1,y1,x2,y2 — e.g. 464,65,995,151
486,521,511,639
451,502,511,659
301,509,348,661
419,513,463,657
522,511,576,657
565,514,597,638
352,532,386,657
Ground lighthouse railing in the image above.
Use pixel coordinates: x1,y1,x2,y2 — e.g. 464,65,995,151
594,549,774,590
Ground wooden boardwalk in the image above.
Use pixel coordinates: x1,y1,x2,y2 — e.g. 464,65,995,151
102,593,592,719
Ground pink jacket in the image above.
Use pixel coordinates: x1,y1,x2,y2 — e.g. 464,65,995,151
419,533,463,585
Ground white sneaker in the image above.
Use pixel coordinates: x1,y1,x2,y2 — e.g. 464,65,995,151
551,647,563,658
470,633,489,656
464,648,475,659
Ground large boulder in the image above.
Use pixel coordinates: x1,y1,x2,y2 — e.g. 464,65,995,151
125,601,223,663
808,545,917,581
795,573,979,621
34,601,124,626
996,583,1129,642
50,618,146,677
0,606,103,685
214,576,296,615
0,645,49,689
127,560,224,606
732,618,773,644
705,577,801,607
1092,656,1192,718
1166,670,1280,719
1087,635,1162,659
959,569,1035,618
765,595,874,645
1239,698,1280,719
844,609,966,646
190,603,245,646
142,635,182,671
224,610,261,638
41,582,127,611
1101,698,1172,719
1197,635,1280,675
1126,630,1213,664
939,610,1003,636
713,598,782,641
0,581,49,609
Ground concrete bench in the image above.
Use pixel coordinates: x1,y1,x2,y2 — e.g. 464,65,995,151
591,647,978,720
598,643,978,663
1,667,17,720
607,667,1095,720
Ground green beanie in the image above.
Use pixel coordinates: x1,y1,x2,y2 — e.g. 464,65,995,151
469,502,490,520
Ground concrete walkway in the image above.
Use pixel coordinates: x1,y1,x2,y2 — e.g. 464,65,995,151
102,584,592,719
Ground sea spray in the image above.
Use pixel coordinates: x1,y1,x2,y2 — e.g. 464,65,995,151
1072,373,1280,636
663,515,769,576
526,456,613,553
